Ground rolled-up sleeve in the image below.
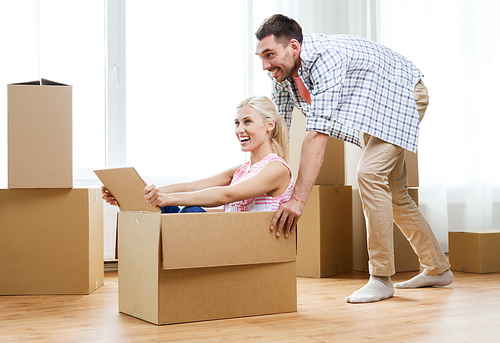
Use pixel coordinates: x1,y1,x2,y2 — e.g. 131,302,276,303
304,50,361,146
305,49,344,133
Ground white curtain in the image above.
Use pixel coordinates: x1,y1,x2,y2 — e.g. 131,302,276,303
379,0,500,250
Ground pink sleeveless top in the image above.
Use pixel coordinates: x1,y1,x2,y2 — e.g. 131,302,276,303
224,153,294,212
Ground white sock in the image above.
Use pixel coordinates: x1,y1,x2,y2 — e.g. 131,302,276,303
394,269,453,289
345,276,394,303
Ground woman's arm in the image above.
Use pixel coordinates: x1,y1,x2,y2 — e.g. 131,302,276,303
144,161,291,208
157,165,240,193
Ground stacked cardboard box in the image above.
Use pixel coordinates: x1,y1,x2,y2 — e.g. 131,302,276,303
289,109,353,277
0,79,103,295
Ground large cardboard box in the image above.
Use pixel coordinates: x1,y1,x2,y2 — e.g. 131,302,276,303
353,188,420,273
289,108,344,185
449,231,500,273
118,211,297,325
296,185,353,278
8,79,73,188
0,188,103,295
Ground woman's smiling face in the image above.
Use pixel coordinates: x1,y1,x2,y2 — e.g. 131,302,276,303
234,106,274,153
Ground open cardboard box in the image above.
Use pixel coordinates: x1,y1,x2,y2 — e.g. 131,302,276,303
96,166,297,325
118,210,297,325
8,79,73,188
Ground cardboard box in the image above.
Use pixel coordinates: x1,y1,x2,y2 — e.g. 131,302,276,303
297,185,353,278
289,108,344,185
406,150,419,187
118,211,297,325
449,231,500,273
353,188,420,273
0,188,103,295
8,79,73,188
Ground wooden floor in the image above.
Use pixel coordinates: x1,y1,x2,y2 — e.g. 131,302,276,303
1,270,499,343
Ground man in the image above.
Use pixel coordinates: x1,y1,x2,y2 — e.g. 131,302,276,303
255,14,453,303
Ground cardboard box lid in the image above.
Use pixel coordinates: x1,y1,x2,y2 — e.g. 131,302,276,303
161,211,296,270
94,167,160,212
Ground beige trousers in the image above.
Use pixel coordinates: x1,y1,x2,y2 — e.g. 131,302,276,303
357,80,451,276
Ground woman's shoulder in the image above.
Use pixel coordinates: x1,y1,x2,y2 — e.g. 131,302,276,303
260,153,291,170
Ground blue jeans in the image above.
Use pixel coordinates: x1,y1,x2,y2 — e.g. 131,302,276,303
160,206,206,213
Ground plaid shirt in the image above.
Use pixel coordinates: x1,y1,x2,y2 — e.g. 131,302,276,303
272,33,423,152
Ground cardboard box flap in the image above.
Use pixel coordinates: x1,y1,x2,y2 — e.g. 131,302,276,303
94,167,160,212
41,78,69,86
161,211,296,270
9,79,70,86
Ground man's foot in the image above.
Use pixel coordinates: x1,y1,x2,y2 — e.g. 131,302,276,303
345,276,394,303
394,269,453,288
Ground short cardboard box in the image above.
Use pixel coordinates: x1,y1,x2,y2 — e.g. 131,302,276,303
118,211,297,325
449,231,500,273
289,108,344,185
8,79,73,188
353,188,420,273
297,185,353,278
0,188,103,295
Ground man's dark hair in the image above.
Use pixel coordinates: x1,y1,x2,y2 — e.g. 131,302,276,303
255,14,303,46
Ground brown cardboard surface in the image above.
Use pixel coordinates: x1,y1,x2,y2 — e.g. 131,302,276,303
0,188,103,295
94,167,159,212
161,211,296,269
406,150,419,187
8,79,73,188
158,262,296,325
118,211,297,325
353,188,420,273
297,185,353,278
289,108,344,185
449,231,500,273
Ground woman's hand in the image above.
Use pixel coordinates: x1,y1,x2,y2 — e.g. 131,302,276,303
144,184,167,208
101,186,119,206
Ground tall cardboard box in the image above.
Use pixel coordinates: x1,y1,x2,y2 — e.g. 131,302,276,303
8,79,73,188
353,188,420,273
289,108,345,186
118,211,297,325
0,188,103,295
449,231,500,273
297,185,353,278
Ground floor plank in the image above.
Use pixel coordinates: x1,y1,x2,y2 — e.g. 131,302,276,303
1,270,499,342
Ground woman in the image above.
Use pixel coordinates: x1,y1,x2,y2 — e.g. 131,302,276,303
102,95,293,212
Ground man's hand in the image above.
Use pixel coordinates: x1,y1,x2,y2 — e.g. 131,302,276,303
270,198,304,238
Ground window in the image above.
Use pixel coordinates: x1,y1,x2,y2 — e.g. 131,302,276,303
124,1,246,184
0,0,106,187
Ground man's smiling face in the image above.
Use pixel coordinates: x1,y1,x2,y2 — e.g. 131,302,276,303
255,34,300,83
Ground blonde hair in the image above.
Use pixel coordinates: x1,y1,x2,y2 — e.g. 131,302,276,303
236,96,290,163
